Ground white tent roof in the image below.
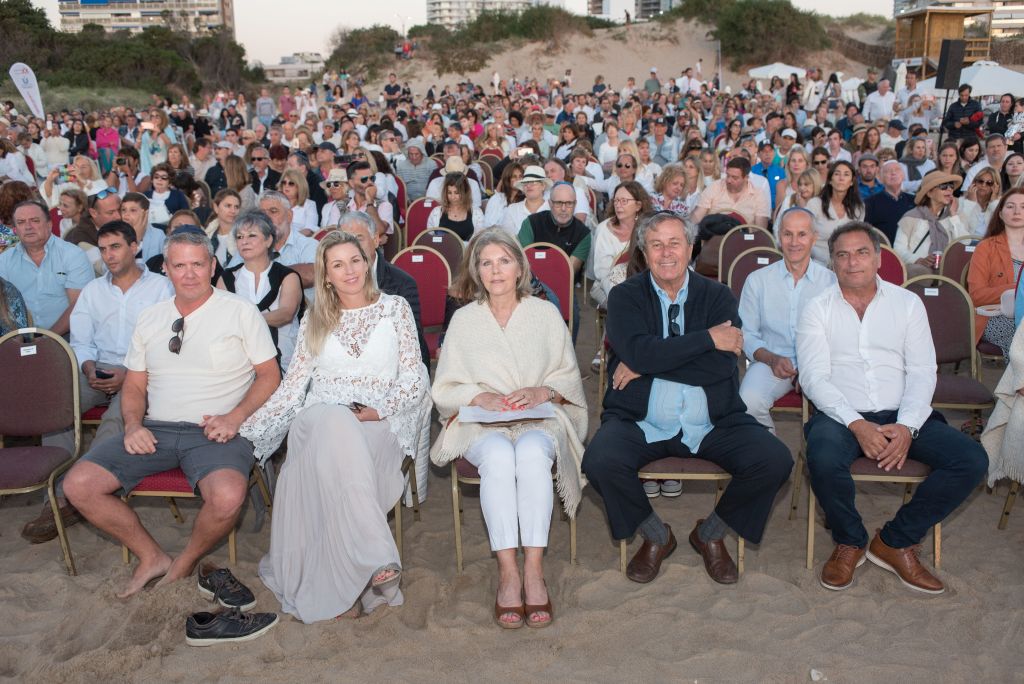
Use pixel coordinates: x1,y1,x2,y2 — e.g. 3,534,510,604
747,63,806,80
919,61,1024,98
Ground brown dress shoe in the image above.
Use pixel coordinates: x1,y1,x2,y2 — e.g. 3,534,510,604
688,519,738,584
866,531,944,595
21,503,83,544
820,544,866,591
626,525,677,583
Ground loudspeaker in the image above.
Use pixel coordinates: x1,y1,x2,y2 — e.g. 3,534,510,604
935,39,966,91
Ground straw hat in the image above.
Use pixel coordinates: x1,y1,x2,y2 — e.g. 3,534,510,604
514,165,553,191
915,171,962,205
443,156,467,175
319,167,348,190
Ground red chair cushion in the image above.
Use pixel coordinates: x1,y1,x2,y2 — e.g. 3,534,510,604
0,446,71,489
131,468,195,495
82,406,108,421
455,458,480,479
772,390,801,409
932,374,993,406
850,457,931,478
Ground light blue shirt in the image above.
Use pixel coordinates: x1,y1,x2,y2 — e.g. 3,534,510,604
138,225,166,263
739,259,836,366
0,236,94,329
637,274,714,452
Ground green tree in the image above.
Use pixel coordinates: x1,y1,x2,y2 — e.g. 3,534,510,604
713,0,828,68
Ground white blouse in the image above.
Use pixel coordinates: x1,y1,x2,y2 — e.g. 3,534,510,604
232,264,299,371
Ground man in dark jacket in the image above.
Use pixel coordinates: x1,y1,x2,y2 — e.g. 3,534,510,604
942,84,984,141
249,145,280,195
582,212,792,586
203,141,233,196
338,211,430,367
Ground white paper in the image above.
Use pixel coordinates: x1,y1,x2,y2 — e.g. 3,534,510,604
458,402,556,424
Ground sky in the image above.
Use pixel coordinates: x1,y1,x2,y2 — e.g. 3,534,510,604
32,0,893,65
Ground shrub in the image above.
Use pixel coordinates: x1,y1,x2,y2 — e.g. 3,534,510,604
713,0,830,69
326,25,402,82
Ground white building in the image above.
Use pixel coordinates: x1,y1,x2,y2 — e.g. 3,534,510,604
263,53,326,84
426,0,532,30
58,0,235,36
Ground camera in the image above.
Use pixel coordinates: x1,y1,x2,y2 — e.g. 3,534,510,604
115,157,127,166
334,153,357,168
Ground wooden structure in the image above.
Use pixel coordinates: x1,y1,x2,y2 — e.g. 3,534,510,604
894,5,994,78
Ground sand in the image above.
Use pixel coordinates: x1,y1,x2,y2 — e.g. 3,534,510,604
2,290,1024,683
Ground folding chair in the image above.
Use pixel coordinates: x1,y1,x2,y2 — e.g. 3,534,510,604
476,162,494,194
450,458,575,572
404,197,438,246
391,245,452,359
718,225,776,284
618,457,745,575
725,246,783,300
394,175,409,224
413,227,465,277
940,236,978,287
478,153,504,170
0,328,81,575
392,455,421,560
878,245,907,286
381,224,406,262
525,242,574,331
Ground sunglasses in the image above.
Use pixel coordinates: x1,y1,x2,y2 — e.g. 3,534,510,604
152,174,170,181
616,163,634,169
550,200,575,208
667,303,681,337
168,317,184,354
813,159,829,166
280,180,297,186
356,176,372,184
975,179,995,186
94,186,120,200
935,182,956,191
251,156,268,161
325,181,344,188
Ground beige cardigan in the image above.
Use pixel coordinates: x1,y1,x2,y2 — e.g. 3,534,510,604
430,297,589,516
981,324,1024,487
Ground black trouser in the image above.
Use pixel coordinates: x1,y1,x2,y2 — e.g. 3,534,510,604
582,414,793,544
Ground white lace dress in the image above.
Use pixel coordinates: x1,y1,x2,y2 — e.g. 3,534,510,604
240,293,431,623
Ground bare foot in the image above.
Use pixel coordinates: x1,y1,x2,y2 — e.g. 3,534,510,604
334,604,361,621
154,555,199,589
496,566,523,626
118,552,173,598
523,572,550,625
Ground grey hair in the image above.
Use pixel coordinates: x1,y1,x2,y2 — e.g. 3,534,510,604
337,210,376,237
258,189,291,213
827,220,881,257
233,209,276,252
162,230,215,261
636,212,696,251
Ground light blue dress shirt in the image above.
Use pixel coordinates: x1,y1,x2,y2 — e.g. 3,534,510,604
636,274,714,452
0,236,94,329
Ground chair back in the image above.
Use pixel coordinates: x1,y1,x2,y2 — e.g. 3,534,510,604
405,197,438,246
718,225,776,283
871,226,892,247
381,224,405,262
0,329,80,447
478,153,503,170
525,242,574,329
586,187,597,214
726,247,783,300
903,275,977,373
477,162,494,193
941,236,978,287
878,245,907,286
394,174,408,222
49,207,61,237
413,227,465,277
391,246,451,328
431,155,445,168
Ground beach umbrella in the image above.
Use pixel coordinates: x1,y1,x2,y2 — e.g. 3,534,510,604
747,63,807,80
919,61,1024,97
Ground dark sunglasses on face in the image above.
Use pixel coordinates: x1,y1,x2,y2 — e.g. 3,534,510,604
325,181,344,188
153,174,170,181
357,176,372,183
168,317,184,354
936,182,956,191
813,159,829,166
975,179,995,186
280,180,296,186
616,163,633,169
251,156,268,161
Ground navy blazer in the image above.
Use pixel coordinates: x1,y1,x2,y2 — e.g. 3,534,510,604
601,269,747,426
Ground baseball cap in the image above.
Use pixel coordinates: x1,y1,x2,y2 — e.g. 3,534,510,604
317,141,338,152
781,128,797,139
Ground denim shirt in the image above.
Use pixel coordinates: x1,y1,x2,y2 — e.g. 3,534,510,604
636,274,714,452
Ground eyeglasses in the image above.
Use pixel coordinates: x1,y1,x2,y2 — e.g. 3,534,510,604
550,200,575,208
667,303,681,337
325,181,344,188
975,179,995,186
280,180,297,186
152,174,171,181
613,198,639,205
251,156,267,161
356,176,372,184
168,317,184,354
616,163,634,169
935,182,956,191
813,159,829,166
235,231,264,241
94,186,120,200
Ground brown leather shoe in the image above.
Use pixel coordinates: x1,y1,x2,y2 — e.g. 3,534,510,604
866,531,944,595
21,502,83,544
688,519,738,584
626,525,677,583
820,544,866,591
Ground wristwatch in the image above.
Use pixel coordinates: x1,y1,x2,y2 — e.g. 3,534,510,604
900,424,920,440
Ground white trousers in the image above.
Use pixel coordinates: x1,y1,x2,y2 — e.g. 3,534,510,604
464,430,556,551
739,361,796,432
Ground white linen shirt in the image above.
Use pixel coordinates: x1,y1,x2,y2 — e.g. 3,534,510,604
796,277,937,430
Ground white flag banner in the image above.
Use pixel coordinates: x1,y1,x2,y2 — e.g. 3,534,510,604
8,63,44,119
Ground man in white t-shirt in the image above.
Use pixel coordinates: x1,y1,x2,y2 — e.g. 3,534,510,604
64,230,280,598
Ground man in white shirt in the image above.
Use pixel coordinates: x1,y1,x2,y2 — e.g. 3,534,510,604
64,230,280,598
796,222,987,595
896,71,920,109
738,208,835,432
861,80,896,122
21,221,174,545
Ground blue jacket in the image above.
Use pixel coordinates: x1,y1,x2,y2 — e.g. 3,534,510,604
602,269,747,426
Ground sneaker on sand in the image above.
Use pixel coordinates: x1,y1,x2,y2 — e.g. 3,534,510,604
643,480,661,498
185,609,278,647
197,563,257,611
660,480,683,497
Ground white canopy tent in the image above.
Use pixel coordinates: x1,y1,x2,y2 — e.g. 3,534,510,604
919,61,1024,98
747,63,807,81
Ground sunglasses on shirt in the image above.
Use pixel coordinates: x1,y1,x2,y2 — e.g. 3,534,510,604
168,317,184,354
667,303,681,338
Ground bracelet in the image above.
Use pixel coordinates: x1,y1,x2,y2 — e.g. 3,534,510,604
546,386,556,402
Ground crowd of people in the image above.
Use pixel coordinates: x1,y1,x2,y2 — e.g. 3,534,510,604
1,61,1023,635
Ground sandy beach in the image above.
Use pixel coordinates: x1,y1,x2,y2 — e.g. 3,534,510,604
2,289,1023,683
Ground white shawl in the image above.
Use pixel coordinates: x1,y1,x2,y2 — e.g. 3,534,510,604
430,297,589,515
981,324,1024,487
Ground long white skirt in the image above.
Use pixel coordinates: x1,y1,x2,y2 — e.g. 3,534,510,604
259,403,405,623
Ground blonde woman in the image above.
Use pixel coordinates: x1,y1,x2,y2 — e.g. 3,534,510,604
223,154,257,212
43,155,106,208
774,147,811,216
279,168,318,235
241,231,430,623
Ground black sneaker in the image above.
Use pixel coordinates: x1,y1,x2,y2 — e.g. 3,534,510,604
197,563,257,611
185,609,278,647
